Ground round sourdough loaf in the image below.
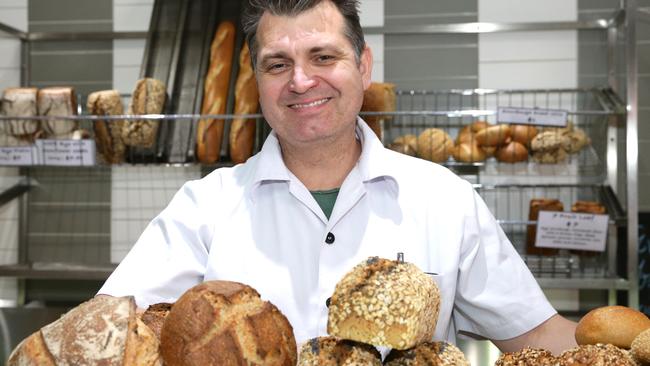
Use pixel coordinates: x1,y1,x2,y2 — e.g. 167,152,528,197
160,280,297,366
140,302,173,341
417,128,454,163
384,341,469,366
297,336,382,366
575,306,650,349
7,295,161,366
327,257,440,350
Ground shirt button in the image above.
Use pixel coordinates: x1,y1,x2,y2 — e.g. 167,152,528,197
325,232,335,244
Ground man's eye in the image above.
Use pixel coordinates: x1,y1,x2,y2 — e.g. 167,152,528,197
266,63,287,73
316,55,335,62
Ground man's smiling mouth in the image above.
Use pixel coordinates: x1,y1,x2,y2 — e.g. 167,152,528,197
289,98,331,109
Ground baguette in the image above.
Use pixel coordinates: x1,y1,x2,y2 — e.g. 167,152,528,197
229,41,259,164
197,21,236,164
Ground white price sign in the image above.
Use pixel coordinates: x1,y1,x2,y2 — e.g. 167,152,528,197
535,211,609,252
498,107,568,127
0,146,38,165
37,139,96,166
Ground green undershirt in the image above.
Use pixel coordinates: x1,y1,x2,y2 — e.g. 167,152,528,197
310,188,340,219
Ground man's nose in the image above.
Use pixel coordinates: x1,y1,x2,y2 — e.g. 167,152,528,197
289,65,317,93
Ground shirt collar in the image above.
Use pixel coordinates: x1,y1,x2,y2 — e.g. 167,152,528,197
248,117,400,199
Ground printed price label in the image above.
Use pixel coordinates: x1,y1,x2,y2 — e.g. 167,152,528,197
0,146,38,165
535,211,609,251
498,107,568,127
36,139,96,166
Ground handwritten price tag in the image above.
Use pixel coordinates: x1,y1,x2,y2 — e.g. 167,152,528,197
535,211,609,252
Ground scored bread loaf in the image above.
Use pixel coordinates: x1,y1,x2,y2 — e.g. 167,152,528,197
37,86,78,137
7,295,162,366
229,41,259,164
453,141,487,163
160,280,297,366
197,21,236,164
327,256,440,350
1,87,40,137
575,306,650,349
122,78,166,148
361,82,396,141
495,141,528,163
87,89,126,164
526,198,563,256
297,336,381,366
559,344,636,366
140,302,173,341
384,341,469,366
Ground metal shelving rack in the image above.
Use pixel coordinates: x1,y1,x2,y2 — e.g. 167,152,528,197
0,1,645,310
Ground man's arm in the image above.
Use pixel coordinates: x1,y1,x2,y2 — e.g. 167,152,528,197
492,314,578,355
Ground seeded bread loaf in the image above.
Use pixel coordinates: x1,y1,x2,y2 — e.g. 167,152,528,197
160,280,297,366
7,295,162,366
229,41,259,164
631,328,650,364
197,21,236,164
558,343,636,366
384,341,469,366
575,306,650,349
122,78,166,148
327,257,440,350
297,336,381,366
361,82,396,141
37,86,78,137
1,87,39,137
494,347,557,366
87,89,126,164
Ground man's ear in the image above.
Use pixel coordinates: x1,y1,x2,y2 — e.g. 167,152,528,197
359,45,373,90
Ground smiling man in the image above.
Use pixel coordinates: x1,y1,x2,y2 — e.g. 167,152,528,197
99,0,578,356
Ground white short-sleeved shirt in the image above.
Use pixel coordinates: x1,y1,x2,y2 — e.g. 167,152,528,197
99,118,556,345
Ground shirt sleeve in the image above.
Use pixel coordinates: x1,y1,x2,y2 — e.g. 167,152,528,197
97,179,213,308
452,185,557,340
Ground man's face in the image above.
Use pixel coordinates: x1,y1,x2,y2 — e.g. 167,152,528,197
254,1,372,149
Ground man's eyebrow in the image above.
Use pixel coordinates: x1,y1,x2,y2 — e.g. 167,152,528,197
310,45,345,55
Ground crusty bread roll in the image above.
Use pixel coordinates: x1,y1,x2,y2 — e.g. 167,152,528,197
7,296,162,366
575,306,650,349
494,347,557,366
453,141,487,163
475,124,510,147
456,125,476,145
297,336,381,366
526,198,563,256
416,128,454,163
87,89,126,164
327,257,440,350
510,124,538,146
37,86,78,137
631,328,650,364
229,41,259,164
572,200,607,215
122,78,166,148
197,21,236,164
384,341,469,366
160,280,297,366
389,134,417,156
495,141,528,163
470,120,489,133
140,302,173,341
1,87,40,137
559,343,636,366
361,82,396,141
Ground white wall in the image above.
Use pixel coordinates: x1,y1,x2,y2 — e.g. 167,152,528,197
0,0,27,304
360,0,385,82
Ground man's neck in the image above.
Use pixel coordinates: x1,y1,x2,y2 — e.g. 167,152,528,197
279,128,362,191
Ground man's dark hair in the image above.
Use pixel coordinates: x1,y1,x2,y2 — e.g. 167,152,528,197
242,0,365,69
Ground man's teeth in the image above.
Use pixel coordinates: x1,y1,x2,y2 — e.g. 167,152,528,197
290,98,329,109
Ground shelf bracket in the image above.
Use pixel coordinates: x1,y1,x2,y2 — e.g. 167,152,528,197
0,178,31,208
